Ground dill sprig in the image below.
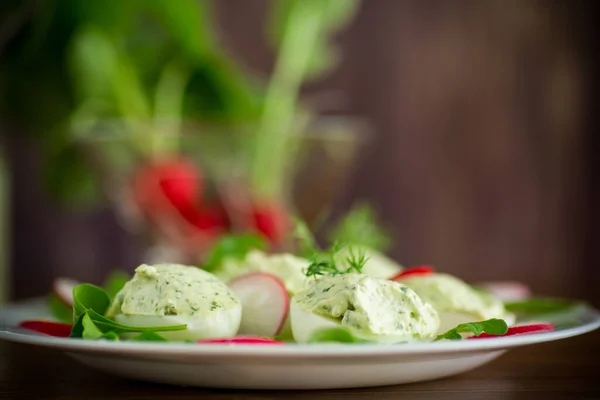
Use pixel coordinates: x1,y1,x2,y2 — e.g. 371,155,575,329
304,244,369,279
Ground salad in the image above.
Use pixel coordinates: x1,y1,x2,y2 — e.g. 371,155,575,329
20,208,573,344
23,240,567,345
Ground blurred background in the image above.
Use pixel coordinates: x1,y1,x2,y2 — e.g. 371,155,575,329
0,0,597,305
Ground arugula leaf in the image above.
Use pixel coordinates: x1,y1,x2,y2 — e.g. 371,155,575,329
72,284,187,335
307,327,367,343
504,298,579,315
102,331,120,341
130,331,168,342
435,319,508,341
82,314,104,340
203,234,265,272
48,294,73,323
328,203,391,252
103,270,130,301
70,314,85,338
72,284,111,323
88,309,187,334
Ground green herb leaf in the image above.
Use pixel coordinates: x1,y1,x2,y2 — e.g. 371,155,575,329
435,319,508,341
307,327,367,343
203,234,266,272
102,331,120,341
82,314,104,340
328,203,391,252
103,270,130,301
72,284,111,324
304,244,367,278
345,248,368,274
130,331,168,342
504,298,579,315
70,314,85,338
48,294,73,324
72,284,186,334
86,309,186,334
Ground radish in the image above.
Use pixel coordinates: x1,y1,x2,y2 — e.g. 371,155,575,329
228,272,290,337
197,337,284,345
252,202,289,244
19,320,73,338
468,323,554,339
390,266,435,281
478,281,531,302
53,278,80,308
131,158,201,216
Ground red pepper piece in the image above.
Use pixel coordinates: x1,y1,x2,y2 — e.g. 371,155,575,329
468,323,555,339
19,320,73,338
390,266,435,281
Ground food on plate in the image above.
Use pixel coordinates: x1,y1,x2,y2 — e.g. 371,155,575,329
334,247,403,279
396,272,513,334
291,273,440,343
227,272,290,337
106,264,242,341
214,250,309,296
32,212,565,345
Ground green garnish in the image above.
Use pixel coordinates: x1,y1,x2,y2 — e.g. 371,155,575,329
48,294,73,323
304,244,368,278
81,314,104,340
70,284,187,339
103,270,130,301
504,298,579,314
435,319,508,341
328,202,391,252
203,234,266,272
307,327,368,343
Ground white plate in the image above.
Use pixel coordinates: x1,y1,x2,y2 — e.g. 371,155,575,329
1,298,598,390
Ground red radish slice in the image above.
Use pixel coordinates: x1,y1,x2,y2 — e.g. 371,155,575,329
53,278,80,308
197,337,284,345
468,323,555,339
478,281,531,302
390,266,435,281
228,272,290,337
19,320,73,338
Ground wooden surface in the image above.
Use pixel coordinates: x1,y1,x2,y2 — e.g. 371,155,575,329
1,330,598,400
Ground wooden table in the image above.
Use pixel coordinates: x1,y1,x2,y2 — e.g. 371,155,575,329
1,330,599,400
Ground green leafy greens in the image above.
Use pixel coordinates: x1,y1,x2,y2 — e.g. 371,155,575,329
307,327,368,343
103,270,130,301
304,244,369,278
70,283,187,339
504,298,580,315
48,294,73,324
202,234,266,272
435,319,508,341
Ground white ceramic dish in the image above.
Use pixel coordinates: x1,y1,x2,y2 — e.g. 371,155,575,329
1,298,598,390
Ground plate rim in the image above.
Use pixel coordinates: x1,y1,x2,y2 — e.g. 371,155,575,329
1,301,598,359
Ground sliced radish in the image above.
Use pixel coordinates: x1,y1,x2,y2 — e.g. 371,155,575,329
468,323,554,339
390,266,435,281
478,281,531,302
19,320,73,338
197,337,284,345
228,272,290,337
53,278,80,308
